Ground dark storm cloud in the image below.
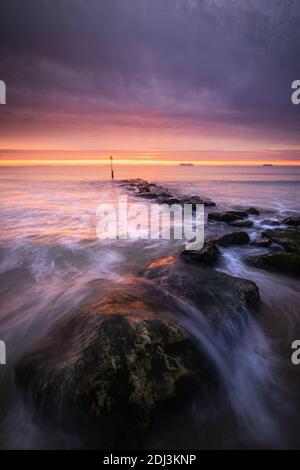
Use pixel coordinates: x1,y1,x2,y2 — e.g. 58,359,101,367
0,0,300,134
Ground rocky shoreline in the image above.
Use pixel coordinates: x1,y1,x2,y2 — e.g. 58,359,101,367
119,178,216,207
14,179,300,448
120,178,300,278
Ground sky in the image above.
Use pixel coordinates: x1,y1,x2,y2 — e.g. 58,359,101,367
0,0,300,165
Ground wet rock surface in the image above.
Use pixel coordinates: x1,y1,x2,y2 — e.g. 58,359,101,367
180,241,219,265
208,208,259,226
15,281,216,448
252,238,271,248
208,211,247,223
246,207,260,216
228,219,253,228
251,252,300,277
143,255,259,323
281,216,300,227
212,231,250,246
261,228,300,254
249,227,300,277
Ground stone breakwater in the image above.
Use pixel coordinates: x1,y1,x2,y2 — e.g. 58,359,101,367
120,179,300,278
119,178,216,207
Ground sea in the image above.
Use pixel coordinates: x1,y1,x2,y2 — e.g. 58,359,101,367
0,164,299,449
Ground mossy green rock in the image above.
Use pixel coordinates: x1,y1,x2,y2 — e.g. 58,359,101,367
15,283,214,448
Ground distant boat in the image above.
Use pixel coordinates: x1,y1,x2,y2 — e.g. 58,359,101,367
179,163,194,167
262,164,274,167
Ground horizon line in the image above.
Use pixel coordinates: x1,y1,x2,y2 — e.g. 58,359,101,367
1,159,300,167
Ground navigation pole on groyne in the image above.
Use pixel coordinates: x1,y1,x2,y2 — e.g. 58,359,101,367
110,155,114,180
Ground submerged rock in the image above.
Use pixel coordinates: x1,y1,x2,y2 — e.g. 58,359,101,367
180,195,216,207
251,252,300,277
157,196,181,205
136,192,158,199
261,228,300,254
281,216,300,227
228,219,253,228
143,256,259,323
228,210,250,218
260,219,280,226
15,281,215,448
252,238,271,247
208,211,248,223
246,207,260,216
157,194,215,208
213,231,250,246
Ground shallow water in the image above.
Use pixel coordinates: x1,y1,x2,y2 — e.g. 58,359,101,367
0,165,299,449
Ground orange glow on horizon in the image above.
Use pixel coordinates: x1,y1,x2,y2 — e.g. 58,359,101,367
0,159,299,166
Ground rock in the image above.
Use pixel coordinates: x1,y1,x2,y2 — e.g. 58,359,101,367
246,207,260,216
136,192,158,199
156,194,215,208
213,231,250,246
137,183,150,193
208,212,238,223
120,178,145,190
208,211,247,223
226,210,249,218
252,252,300,277
121,179,160,195
15,281,215,448
154,191,171,198
262,228,300,254
200,199,216,207
157,196,181,205
180,195,216,207
281,216,300,227
137,182,162,194
180,242,219,265
228,219,253,228
143,256,259,323
120,179,216,207
252,238,271,247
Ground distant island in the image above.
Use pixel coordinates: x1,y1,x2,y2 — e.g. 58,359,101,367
179,163,194,167
262,164,274,167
